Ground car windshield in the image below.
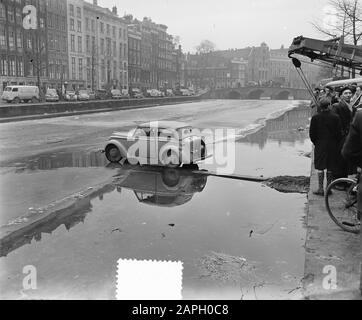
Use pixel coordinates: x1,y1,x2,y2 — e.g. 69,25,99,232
111,89,121,94
47,89,57,94
79,90,88,94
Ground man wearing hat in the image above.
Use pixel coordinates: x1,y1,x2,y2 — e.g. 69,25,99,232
310,98,343,195
331,86,354,179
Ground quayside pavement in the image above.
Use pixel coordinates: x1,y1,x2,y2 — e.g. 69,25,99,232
303,159,362,299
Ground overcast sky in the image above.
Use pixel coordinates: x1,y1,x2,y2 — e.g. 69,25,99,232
92,0,331,52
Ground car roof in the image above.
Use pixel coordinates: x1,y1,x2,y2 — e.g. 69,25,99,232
138,121,191,130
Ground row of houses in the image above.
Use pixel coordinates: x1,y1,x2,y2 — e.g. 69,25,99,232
0,0,185,94
185,43,322,90
0,0,322,96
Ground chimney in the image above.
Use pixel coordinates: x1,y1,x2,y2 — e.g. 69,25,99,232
93,0,98,5
112,6,117,15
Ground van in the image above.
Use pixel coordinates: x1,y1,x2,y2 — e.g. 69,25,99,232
1,86,40,103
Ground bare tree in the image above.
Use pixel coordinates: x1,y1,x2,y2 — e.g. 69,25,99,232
312,0,362,76
195,40,216,54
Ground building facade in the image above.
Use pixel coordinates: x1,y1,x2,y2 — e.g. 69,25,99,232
0,0,48,94
127,23,141,89
83,0,128,91
46,0,68,90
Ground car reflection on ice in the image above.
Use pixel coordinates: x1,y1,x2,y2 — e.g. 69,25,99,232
113,164,208,207
0,164,208,257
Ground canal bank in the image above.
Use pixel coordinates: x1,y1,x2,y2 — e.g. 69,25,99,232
303,158,362,299
0,95,202,123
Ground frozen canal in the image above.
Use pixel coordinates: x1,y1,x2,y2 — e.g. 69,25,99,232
0,100,312,299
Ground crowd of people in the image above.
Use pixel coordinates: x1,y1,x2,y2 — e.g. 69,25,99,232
309,83,362,208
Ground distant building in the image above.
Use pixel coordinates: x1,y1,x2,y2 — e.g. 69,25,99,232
247,42,270,84
185,52,247,89
67,0,86,90
127,23,142,89
47,0,68,90
0,0,48,94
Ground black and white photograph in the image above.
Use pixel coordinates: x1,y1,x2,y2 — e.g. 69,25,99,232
0,0,361,303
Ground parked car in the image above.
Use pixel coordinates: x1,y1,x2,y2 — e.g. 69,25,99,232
104,121,208,167
1,85,39,103
65,91,77,101
87,90,96,100
131,88,144,98
111,89,123,99
95,89,110,100
166,89,175,97
77,89,90,101
121,89,130,98
180,89,192,96
146,89,163,97
45,88,59,102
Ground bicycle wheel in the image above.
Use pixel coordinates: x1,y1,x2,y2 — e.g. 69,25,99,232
325,178,360,234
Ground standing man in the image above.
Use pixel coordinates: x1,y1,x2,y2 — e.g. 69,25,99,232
341,109,362,295
332,86,354,179
309,98,343,196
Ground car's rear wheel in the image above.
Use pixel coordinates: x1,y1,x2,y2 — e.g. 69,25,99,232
105,145,123,163
13,97,20,104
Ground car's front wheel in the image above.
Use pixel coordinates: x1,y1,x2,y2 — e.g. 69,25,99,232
105,144,123,163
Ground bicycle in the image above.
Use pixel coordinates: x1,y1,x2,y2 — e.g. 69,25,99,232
324,170,361,234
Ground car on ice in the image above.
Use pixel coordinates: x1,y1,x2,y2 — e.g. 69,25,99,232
104,121,207,167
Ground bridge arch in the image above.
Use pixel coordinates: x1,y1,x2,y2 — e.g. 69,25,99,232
247,89,264,99
228,90,242,99
274,90,291,100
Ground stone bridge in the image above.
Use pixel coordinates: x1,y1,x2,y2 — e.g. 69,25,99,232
204,87,311,100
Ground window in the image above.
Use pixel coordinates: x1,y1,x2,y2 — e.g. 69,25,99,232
9,58,15,76
100,38,104,54
86,35,90,53
100,22,104,33
113,61,116,79
40,17,45,28
119,28,122,39
101,59,105,81
8,8,14,22
119,43,122,60
91,20,95,32
0,26,6,48
49,33,54,49
9,30,15,50
71,57,76,79
113,41,116,56
106,38,111,56
15,7,22,24
112,26,115,37
78,36,82,52
106,24,110,35
91,36,95,52
70,35,75,51
85,18,89,31
76,7,81,19
1,58,8,76
77,20,81,32
69,4,74,17
79,58,83,80
63,36,67,52
123,29,126,39
0,4,5,19
70,18,74,31
18,59,24,76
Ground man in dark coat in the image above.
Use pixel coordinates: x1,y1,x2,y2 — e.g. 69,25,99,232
331,86,354,179
310,98,343,195
341,109,362,295
342,109,362,211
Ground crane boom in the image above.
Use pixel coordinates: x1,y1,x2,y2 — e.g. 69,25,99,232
288,36,362,71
